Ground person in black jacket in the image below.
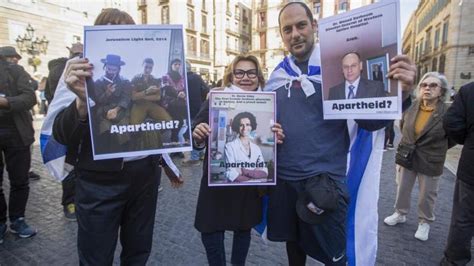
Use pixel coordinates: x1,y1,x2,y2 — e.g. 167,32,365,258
181,60,208,166
0,55,38,243
52,9,181,265
441,82,474,266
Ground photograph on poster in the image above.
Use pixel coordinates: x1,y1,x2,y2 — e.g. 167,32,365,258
367,54,390,92
208,91,276,186
84,24,192,160
318,0,401,120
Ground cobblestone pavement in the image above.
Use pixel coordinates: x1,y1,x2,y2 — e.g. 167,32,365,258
0,118,471,265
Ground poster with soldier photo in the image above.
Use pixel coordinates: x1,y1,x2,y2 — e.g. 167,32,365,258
84,24,191,160
208,91,276,186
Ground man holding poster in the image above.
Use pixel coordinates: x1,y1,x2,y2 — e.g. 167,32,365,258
264,1,416,265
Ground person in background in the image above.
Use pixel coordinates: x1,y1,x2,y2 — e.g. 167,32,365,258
0,46,41,181
192,54,284,266
441,81,474,265
0,48,38,243
181,60,208,166
384,72,454,241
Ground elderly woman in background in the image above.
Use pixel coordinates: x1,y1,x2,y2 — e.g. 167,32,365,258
384,72,454,241
192,55,283,266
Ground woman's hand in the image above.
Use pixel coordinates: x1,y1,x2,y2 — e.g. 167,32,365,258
193,123,211,144
271,122,285,144
168,174,184,188
64,58,93,119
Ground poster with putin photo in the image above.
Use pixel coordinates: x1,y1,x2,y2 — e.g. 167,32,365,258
83,24,192,160
208,91,276,186
318,0,401,120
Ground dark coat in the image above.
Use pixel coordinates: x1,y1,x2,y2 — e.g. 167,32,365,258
193,100,262,233
328,77,386,100
0,60,36,146
45,57,68,103
400,99,453,176
186,71,208,121
444,82,474,186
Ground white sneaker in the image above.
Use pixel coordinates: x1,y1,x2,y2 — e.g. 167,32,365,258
414,222,430,241
384,212,406,226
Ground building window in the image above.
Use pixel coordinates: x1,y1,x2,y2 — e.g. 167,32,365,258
313,0,321,18
434,27,440,50
200,39,209,58
202,14,207,33
415,42,419,60
141,10,147,24
226,36,230,49
187,35,197,56
259,12,266,28
73,35,81,43
201,0,206,10
425,29,432,54
442,20,449,44
439,54,446,73
336,0,349,13
469,46,474,55
242,9,248,24
432,57,437,71
259,32,266,50
187,9,195,29
162,6,169,24
235,5,240,19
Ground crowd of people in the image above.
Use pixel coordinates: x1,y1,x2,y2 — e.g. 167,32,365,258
0,2,472,266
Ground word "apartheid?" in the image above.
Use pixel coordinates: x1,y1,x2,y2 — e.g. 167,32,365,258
110,120,179,134
332,100,393,110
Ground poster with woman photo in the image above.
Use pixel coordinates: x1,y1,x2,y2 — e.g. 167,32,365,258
208,91,276,186
84,24,192,160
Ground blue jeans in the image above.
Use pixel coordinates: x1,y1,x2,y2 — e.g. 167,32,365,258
201,230,251,266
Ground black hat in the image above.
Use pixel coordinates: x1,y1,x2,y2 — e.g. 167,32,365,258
0,46,22,59
296,174,339,224
100,54,125,66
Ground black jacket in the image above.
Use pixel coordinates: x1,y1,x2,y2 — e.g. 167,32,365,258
444,82,474,185
186,71,208,120
0,60,36,146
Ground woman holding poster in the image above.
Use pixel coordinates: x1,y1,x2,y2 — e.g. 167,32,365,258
192,55,283,266
224,111,268,182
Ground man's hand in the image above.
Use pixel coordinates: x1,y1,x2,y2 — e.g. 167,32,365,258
106,107,120,120
193,123,211,144
177,91,186,99
106,84,116,96
387,55,417,100
271,122,285,144
146,85,160,95
0,97,9,109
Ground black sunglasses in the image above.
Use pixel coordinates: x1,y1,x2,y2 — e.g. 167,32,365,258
233,69,258,79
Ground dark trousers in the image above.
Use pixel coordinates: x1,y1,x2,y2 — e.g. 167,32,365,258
441,179,474,266
384,120,395,146
75,157,161,265
61,170,75,206
0,129,31,224
201,230,251,266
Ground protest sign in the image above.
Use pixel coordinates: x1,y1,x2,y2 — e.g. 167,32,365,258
208,91,276,186
84,24,192,160
319,0,401,119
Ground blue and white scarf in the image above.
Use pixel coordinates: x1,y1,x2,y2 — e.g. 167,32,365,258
264,44,322,97
40,59,179,181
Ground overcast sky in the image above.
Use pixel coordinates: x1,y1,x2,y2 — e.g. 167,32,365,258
400,0,420,35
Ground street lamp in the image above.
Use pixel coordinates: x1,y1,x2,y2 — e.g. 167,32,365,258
15,23,49,71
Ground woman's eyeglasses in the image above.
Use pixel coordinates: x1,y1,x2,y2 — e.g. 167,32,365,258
420,82,440,89
233,69,258,79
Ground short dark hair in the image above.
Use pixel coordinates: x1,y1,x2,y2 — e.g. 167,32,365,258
231,112,257,133
278,2,314,28
143,58,154,65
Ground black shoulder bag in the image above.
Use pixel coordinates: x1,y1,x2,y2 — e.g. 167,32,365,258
395,142,416,169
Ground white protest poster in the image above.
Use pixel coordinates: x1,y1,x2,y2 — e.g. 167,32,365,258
208,91,276,186
84,24,192,160
318,0,401,120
